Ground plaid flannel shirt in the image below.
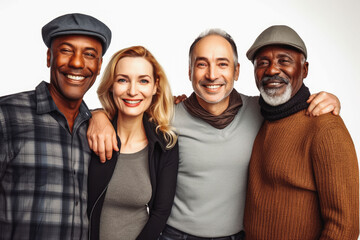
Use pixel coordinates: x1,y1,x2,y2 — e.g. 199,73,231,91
0,81,91,240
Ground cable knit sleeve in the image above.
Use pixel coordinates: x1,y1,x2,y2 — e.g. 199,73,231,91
311,116,359,240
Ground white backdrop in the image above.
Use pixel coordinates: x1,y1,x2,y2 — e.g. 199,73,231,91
1,0,359,227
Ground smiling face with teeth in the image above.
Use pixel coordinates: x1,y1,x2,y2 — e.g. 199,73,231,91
254,45,308,106
47,34,103,106
112,57,157,119
189,34,239,115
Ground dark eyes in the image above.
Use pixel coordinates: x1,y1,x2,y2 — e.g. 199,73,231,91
256,60,269,67
84,52,96,58
59,48,96,58
256,58,292,67
60,48,72,54
279,59,290,63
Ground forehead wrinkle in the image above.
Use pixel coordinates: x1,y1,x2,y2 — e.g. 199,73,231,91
217,57,230,62
193,36,234,58
276,52,294,59
84,47,99,54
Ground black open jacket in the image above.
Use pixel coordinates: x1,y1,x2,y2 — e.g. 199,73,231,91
87,113,179,240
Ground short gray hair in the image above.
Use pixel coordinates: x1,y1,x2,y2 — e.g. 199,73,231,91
188,28,238,68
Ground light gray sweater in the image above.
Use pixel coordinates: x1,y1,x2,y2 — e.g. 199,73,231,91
167,94,262,237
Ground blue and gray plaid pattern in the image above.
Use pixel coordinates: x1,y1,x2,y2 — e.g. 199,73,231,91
0,81,91,240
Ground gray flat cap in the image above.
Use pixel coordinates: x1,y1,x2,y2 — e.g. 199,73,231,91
42,13,111,55
246,25,307,61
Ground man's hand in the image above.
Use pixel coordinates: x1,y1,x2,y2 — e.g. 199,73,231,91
173,94,187,104
87,110,118,163
306,91,340,116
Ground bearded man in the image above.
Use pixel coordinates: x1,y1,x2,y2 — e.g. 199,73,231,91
243,25,359,240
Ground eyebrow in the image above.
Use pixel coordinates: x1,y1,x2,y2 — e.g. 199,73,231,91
255,53,293,61
114,73,128,78
138,74,152,78
255,56,269,61
194,57,209,62
276,53,293,59
194,57,230,62
84,47,99,55
114,73,152,79
216,58,230,62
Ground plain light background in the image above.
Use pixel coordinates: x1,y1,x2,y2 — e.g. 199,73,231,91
1,0,359,157
1,0,359,229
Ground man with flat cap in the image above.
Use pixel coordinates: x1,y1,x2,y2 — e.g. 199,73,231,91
243,25,359,240
0,13,111,239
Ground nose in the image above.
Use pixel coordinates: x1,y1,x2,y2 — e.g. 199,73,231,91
265,62,281,76
69,51,85,69
205,65,218,81
127,82,138,96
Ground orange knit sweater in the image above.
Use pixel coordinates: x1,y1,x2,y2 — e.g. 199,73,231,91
244,110,359,240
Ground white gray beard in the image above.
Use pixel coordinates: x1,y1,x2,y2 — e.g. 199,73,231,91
259,83,292,106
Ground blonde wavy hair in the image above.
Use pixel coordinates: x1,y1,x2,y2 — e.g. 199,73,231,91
97,46,177,149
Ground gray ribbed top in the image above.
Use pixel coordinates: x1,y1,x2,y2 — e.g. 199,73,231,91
100,146,151,240
167,94,262,237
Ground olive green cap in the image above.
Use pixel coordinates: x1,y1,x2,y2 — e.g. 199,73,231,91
246,25,307,61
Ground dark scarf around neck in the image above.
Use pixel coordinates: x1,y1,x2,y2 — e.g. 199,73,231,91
183,89,243,129
259,83,310,121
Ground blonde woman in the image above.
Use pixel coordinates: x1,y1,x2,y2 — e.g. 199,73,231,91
87,46,179,240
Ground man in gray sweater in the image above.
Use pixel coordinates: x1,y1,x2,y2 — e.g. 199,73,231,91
87,29,340,240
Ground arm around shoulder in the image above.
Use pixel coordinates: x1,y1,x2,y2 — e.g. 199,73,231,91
306,91,341,116
87,110,118,163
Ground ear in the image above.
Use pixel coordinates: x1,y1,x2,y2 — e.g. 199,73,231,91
97,57,103,75
302,61,309,79
234,63,240,81
46,49,51,68
188,66,192,81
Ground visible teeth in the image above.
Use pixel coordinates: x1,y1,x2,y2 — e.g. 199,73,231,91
269,82,280,86
205,85,221,89
67,74,85,81
124,100,141,104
